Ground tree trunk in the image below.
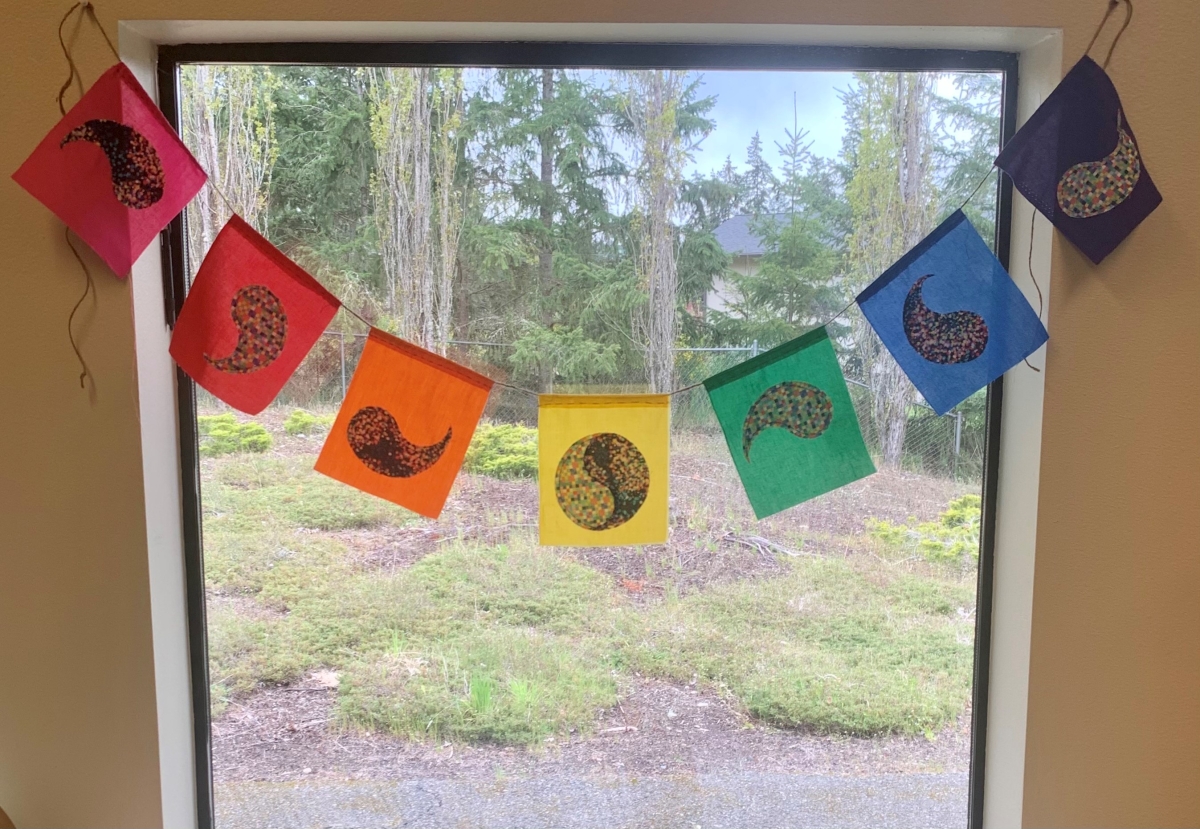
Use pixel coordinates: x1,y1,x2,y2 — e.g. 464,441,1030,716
537,68,556,392
628,71,685,394
180,65,275,277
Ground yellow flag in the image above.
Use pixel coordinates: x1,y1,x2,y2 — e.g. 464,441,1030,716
538,394,670,547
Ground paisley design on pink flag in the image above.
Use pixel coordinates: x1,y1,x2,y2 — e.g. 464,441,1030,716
12,62,207,277
60,119,165,209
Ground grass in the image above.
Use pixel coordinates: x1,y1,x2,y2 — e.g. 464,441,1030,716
620,558,974,735
204,454,412,532
203,436,978,742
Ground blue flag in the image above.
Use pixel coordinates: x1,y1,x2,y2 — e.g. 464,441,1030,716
855,211,1048,415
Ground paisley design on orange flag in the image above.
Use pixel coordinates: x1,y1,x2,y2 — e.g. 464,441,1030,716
316,329,493,519
347,406,452,478
12,62,207,277
170,216,340,414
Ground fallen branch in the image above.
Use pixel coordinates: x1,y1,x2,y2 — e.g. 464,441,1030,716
721,532,821,559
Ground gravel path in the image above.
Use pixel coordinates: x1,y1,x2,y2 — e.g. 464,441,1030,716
216,772,968,829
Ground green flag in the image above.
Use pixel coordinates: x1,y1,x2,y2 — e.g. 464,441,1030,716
703,327,875,519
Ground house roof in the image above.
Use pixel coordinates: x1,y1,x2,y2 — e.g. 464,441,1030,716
712,214,794,257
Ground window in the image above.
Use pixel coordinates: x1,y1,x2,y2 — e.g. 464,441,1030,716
160,42,1017,829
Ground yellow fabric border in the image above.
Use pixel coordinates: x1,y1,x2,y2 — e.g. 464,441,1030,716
539,393,670,409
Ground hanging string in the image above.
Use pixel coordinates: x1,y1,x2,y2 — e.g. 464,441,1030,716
63,228,95,388
56,3,85,116
55,1,118,389
1085,0,1134,69
1022,209,1044,373
81,2,120,62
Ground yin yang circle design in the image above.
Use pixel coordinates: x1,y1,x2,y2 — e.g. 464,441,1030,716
554,433,650,531
347,406,452,479
60,119,165,209
741,381,833,461
902,275,989,365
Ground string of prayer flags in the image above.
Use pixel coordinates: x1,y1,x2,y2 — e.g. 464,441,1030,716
856,210,1049,416
995,55,1160,264
538,394,669,547
12,62,207,277
315,328,493,519
703,327,874,519
170,215,341,414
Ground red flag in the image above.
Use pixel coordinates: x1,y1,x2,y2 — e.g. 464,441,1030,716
170,215,340,414
12,62,207,277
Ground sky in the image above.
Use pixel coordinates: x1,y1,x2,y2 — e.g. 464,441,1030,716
684,70,855,177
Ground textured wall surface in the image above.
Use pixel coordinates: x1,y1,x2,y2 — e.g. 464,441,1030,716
0,1,1196,827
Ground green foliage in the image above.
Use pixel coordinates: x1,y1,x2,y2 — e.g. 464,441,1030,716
197,414,273,457
464,422,539,480
867,494,982,563
283,409,336,436
204,454,410,532
621,557,974,736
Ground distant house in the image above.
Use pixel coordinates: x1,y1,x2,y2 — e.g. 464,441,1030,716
706,213,792,314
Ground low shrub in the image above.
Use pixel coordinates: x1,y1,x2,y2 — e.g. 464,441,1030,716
867,494,982,563
464,422,538,480
284,409,336,436
198,414,273,458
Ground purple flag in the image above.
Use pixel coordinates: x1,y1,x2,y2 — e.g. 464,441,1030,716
995,55,1160,265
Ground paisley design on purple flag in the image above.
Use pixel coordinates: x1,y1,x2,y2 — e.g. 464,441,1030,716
902,275,989,364
741,381,833,461
347,406,452,478
1056,111,1142,219
555,433,649,530
204,285,288,373
61,119,165,209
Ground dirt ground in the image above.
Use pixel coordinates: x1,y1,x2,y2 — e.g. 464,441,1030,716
213,674,971,784
206,407,976,785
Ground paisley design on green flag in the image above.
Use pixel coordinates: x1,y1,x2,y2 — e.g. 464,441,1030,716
554,432,649,530
703,327,874,520
1056,112,1141,219
742,381,832,460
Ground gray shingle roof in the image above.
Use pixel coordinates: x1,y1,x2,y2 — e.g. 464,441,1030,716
712,214,793,257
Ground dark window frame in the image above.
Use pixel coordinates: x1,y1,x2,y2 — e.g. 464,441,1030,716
156,41,1018,829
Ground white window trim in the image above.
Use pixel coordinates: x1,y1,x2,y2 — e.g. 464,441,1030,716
120,20,1060,829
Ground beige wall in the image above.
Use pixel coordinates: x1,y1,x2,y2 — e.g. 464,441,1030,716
1,1,1196,826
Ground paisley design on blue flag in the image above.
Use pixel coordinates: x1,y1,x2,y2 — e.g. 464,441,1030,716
902,275,989,364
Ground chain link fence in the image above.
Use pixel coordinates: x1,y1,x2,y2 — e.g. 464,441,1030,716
202,331,983,481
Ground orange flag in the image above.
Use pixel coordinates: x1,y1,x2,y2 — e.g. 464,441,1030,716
315,329,493,518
